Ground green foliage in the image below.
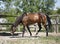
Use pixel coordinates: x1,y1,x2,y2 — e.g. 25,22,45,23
57,8,60,14
51,10,57,14
41,0,55,15
2,0,12,3
0,0,55,15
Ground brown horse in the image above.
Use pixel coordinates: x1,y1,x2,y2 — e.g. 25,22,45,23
11,12,51,37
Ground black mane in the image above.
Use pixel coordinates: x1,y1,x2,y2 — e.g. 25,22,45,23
12,12,27,27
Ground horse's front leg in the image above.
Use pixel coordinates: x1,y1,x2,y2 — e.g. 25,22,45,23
35,24,42,35
27,25,32,36
22,25,25,37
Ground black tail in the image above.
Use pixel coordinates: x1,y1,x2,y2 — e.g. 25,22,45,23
46,15,52,29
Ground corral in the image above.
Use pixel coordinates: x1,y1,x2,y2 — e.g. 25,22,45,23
0,15,60,44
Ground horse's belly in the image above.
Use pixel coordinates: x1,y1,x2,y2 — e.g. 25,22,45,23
28,19,38,25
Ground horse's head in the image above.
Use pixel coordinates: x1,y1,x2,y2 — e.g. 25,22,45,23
11,24,16,35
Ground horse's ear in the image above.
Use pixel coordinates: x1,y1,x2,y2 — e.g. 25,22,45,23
22,12,27,17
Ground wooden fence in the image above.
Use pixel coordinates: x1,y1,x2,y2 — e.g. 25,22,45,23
50,15,60,33
0,15,60,33
0,15,17,31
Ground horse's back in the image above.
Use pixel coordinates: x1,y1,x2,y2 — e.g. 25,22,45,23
22,13,41,25
28,13,40,21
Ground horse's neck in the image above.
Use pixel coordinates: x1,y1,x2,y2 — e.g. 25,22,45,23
13,22,18,27
13,15,22,27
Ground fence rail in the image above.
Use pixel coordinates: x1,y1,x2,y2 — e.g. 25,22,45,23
0,15,60,33
0,15,17,18
49,15,60,17
0,23,13,25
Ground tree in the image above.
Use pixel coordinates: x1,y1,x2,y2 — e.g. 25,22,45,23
20,0,55,15
57,8,60,14
40,0,55,15
0,0,55,15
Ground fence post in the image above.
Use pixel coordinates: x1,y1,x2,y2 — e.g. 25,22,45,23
57,17,59,32
55,16,59,33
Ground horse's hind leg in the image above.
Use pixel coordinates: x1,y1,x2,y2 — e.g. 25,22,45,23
44,25,48,36
36,24,42,35
43,22,48,36
27,25,32,36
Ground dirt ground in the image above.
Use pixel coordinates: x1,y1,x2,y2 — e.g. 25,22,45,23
0,32,60,37
0,32,60,44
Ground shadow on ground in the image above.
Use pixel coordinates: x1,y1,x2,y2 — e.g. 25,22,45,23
0,32,19,36
0,32,40,38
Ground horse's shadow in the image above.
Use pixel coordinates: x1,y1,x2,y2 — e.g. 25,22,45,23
0,32,19,36
0,32,40,38
10,36,40,38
